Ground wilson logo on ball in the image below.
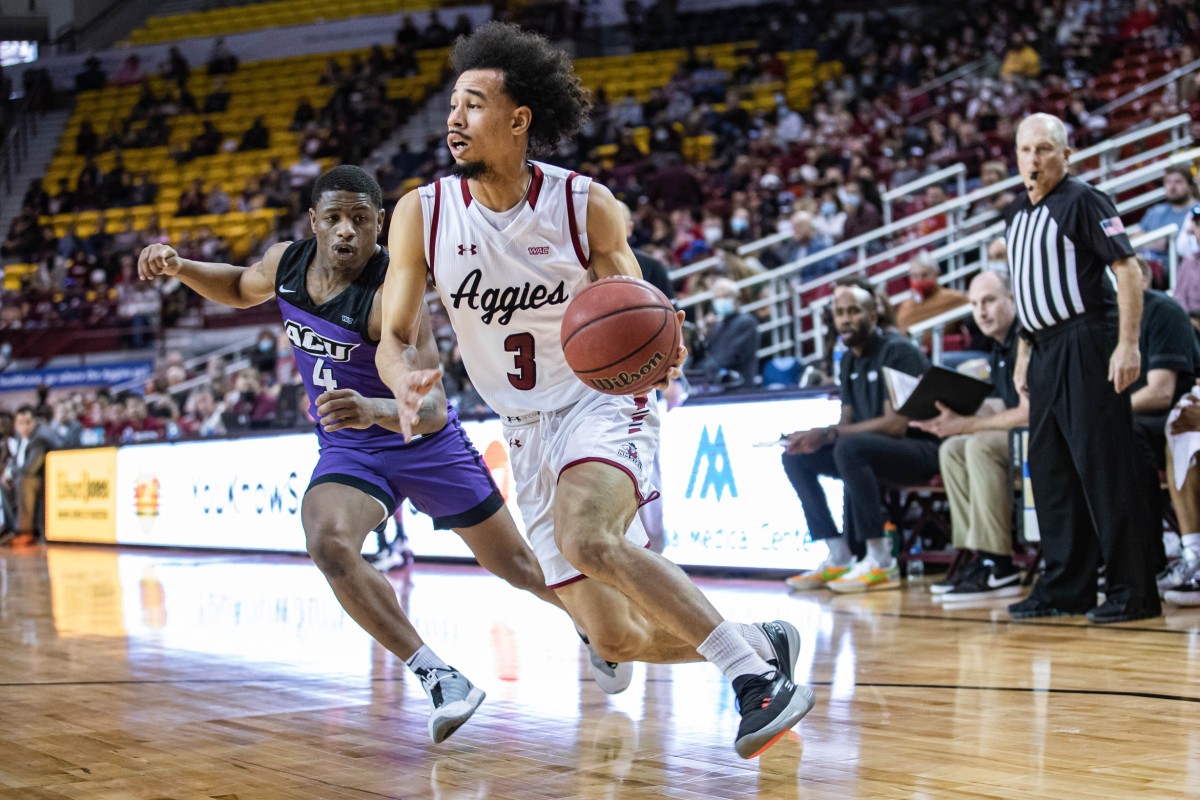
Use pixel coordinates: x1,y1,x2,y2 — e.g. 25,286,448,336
588,351,666,392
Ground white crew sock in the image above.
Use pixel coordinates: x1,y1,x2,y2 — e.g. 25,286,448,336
405,644,449,675
697,620,773,681
865,537,893,568
1164,532,1182,560
736,622,774,661
824,536,853,565
1182,533,1200,560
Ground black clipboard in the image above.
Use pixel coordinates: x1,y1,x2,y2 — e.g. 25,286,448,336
883,366,993,421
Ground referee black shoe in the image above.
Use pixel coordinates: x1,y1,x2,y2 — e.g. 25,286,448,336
1007,596,1085,619
732,669,814,759
1086,597,1161,624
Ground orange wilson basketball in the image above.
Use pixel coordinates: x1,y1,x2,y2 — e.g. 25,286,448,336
561,276,679,395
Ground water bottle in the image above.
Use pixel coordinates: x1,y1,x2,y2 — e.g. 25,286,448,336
907,559,925,584
883,520,899,560
832,338,847,386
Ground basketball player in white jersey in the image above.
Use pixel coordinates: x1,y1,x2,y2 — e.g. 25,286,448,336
378,22,814,759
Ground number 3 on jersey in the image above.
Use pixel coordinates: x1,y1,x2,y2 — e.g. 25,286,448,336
312,358,338,392
505,332,536,390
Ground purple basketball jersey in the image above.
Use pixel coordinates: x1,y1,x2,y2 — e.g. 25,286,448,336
276,238,403,447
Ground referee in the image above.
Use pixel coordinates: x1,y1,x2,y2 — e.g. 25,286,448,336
1005,113,1161,624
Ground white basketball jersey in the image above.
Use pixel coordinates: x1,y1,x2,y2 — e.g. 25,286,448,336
419,161,596,417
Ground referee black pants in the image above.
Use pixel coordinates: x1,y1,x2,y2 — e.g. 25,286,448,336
782,433,941,551
1026,316,1160,613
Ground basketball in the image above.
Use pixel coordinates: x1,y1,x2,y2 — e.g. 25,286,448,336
561,276,679,396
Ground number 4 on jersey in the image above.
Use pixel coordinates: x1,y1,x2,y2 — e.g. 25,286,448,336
312,358,338,392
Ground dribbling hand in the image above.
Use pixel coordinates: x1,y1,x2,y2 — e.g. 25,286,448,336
650,310,688,393
393,368,442,441
138,243,183,280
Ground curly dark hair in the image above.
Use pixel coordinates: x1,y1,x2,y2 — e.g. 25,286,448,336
450,21,591,156
311,165,382,210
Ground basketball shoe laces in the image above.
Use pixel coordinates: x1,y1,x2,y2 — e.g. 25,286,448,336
419,667,470,707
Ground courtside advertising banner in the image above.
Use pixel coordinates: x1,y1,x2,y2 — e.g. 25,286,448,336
45,447,119,543
658,397,843,571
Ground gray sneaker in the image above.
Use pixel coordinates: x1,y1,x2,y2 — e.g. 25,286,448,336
415,666,485,743
1157,555,1200,597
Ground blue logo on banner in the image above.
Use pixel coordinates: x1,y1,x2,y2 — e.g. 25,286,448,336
685,425,737,501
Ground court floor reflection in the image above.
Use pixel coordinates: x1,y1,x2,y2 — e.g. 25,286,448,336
0,545,1195,799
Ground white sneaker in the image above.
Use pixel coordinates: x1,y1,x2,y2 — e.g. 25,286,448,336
577,629,632,694
1156,553,1200,597
415,666,485,743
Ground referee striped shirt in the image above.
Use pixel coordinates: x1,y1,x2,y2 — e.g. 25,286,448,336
1003,176,1134,331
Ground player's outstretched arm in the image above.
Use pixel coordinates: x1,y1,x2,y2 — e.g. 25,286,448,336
138,241,284,309
379,190,443,439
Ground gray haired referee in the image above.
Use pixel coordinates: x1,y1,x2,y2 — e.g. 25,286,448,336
1006,113,1161,624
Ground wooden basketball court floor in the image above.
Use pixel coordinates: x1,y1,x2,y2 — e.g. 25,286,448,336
2,545,1199,799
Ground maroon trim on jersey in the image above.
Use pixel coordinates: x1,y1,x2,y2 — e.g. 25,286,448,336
428,180,442,286
527,163,545,210
546,540,653,589
558,457,660,507
460,178,473,207
565,172,589,269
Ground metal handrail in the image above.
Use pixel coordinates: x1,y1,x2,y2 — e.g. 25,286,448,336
881,164,966,226
1093,57,1200,117
668,114,1194,307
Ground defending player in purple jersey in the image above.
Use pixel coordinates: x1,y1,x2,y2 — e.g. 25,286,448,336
138,165,569,744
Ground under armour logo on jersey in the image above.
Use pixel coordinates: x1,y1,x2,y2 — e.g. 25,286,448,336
508,437,523,449
458,243,478,256
341,315,354,325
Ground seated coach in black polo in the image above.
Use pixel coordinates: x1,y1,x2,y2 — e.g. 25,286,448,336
781,284,941,595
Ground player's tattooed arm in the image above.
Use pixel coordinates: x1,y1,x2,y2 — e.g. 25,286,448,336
138,240,283,308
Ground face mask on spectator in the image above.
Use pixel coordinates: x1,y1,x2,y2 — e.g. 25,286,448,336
703,225,723,244
986,259,1008,272
820,201,837,216
731,217,749,234
712,297,736,317
844,194,861,209
258,340,273,352
910,278,938,299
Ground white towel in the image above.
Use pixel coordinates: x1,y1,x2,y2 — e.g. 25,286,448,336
1167,386,1200,491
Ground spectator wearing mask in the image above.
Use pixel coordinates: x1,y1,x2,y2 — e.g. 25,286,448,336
182,388,227,437
894,250,969,335
617,202,674,304
694,277,759,389
813,190,847,244
841,181,883,243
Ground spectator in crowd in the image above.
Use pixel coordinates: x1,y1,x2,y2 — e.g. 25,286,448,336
1163,387,1200,607
618,202,674,303
240,116,270,151
1000,32,1041,81
911,269,1028,599
782,285,940,593
203,79,231,114
224,369,276,431
693,277,759,389
0,406,57,546
761,210,836,279
75,55,106,91
894,250,970,338
207,38,239,75
181,388,227,437
1173,209,1200,313
177,178,208,217
207,183,232,215
162,46,189,86
813,189,847,244
841,180,883,242
113,54,142,86
115,394,167,442
1131,166,1196,271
